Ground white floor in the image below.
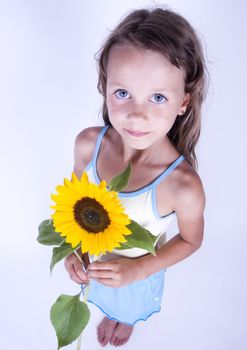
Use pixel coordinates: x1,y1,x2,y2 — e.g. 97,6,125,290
1,0,247,349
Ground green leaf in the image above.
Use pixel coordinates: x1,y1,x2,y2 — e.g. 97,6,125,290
115,220,157,255
50,293,90,349
50,241,80,273
37,219,63,246
108,162,131,192
115,241,133,250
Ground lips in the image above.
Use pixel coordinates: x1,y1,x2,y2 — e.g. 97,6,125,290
125,129,150,137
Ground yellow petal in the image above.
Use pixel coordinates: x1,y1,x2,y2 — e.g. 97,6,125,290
99,180,107,190
80,172,89,185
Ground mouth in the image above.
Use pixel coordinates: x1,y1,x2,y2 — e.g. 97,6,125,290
125,129,150,137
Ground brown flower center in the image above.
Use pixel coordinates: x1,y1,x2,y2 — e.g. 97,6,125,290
73,197,110,233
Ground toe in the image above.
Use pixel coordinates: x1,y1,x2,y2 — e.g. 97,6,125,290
119,339,125,346
118,338,124,346
115,338,121,346
102,337,108,347
97,327,103,342
110,335,116,346
97,333,106,346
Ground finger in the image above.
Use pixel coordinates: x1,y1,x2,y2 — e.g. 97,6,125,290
71,263,89,284
69,267,85,284
74,263,89,281
88,261,116,271
93,277,115,287
64,254,89,284
88,270,115,279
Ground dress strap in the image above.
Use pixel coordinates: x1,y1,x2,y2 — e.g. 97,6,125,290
92,125,110,166
152,155,185,187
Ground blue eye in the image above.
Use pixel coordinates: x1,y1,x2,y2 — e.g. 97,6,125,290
114,89,129,99
151,94,167,104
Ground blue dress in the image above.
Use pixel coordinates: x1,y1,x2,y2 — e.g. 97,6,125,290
82,126,185,325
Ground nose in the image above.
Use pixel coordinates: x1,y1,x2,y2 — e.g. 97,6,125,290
127,100,147,120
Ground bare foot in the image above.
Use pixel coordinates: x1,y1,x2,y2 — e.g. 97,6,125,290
110,322,134,347
97,317,118,347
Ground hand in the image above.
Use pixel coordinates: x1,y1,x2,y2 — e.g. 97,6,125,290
87,257,142,288
64,253,89,285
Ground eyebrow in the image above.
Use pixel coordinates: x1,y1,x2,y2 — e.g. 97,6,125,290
108,82,173,92
108,82,126,87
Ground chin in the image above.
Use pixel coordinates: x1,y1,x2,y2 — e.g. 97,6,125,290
124,138,153,150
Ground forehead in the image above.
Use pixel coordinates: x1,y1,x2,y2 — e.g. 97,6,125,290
107,44,185,90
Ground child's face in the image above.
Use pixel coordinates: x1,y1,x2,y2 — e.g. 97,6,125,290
106,44,189,150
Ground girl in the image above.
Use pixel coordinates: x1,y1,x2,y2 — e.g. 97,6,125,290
65,7,207,348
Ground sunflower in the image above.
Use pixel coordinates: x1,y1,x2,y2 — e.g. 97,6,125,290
50,172,131,256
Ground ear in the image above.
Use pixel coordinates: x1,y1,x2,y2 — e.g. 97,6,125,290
178,93,190,116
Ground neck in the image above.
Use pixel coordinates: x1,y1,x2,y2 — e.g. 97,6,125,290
119,134,177,165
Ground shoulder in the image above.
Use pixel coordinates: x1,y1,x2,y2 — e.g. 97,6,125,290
157,158,205,220
73,126,103,176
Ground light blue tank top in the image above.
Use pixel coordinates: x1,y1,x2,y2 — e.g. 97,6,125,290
85,126,185,258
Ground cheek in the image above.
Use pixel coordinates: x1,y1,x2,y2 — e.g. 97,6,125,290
155,117,171,131
154,109,178,130
107,98,129,117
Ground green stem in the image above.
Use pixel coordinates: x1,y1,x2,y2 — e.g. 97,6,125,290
76,332,82,350
76,254,99,350
74,249,83,263
83,283,90,302
58,238,66,247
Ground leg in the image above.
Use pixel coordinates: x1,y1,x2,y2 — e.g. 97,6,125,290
97,316,118,347
110,321,134,346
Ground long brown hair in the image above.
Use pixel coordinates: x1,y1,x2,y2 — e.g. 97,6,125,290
95,8,208,169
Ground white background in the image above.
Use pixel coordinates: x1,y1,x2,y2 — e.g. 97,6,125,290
0,0,246,349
